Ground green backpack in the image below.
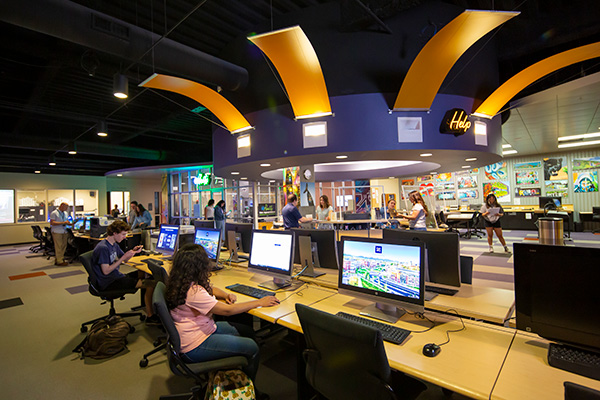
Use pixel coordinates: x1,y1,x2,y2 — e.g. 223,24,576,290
73,316,132,359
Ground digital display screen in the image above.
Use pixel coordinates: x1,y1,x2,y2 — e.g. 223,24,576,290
156,225,180,253
194,228,221,260
249,231,293,273
0,189,15,224
341,240,422,299
84,220,91,231
73,219,84,230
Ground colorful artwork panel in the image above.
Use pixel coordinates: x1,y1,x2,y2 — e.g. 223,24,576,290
419,182,435,196
514,161,541,169
572,157,600,171
457,175,477,189
545,179,569,198
458,189,478,199
484,162,507,180
436,191,456,200
417,174,433,182
543,157,568,181
515,170,539,185
401,179,415,186
515,187,541,197
483,181,510,202
573,171,598,193
435,173,453,182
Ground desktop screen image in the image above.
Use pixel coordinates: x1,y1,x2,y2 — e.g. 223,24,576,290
84,219,91,231
194,228,221,261
249,230,294,276
73,218,84,230
340,239,422,300
156,225,180,255
539,196,561,209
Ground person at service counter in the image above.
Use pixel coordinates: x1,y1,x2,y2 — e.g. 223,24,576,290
398,191,428,231
282,193,312,229
131,203,152,229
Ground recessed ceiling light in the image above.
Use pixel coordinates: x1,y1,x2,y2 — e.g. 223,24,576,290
269,180,275,183
465,157,477,162
34,170,41,174
502,144,512,148
117,174,123,177
557,132,600,142
97,132,108,137
240,177,248,180
462,165,471,169
260,163,271,167
558,139,600,149
68,150,77,155
231,171,240,175
420,153,433,157
48,162,56,166
502,149,518,155
336,155,348,159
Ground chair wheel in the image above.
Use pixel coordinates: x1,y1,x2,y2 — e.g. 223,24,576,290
140,315,146,321
139,358,148,368
153,339,162,347
130,326,136,334
81,325,88,333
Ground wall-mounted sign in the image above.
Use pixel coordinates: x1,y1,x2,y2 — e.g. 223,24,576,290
439,108,471,136
192,172,212,186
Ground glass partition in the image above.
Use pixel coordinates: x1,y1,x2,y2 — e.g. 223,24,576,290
17,190,46,223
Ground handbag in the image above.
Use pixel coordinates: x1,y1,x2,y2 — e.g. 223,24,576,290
204,369,255,400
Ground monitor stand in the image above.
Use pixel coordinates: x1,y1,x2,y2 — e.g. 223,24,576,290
226,231,240,262
258,277,291,291
359,302,405,324
298,236,325,278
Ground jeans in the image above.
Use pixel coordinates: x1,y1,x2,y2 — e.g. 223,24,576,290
181,321,259,380
411,227,427,231
215,219,225,242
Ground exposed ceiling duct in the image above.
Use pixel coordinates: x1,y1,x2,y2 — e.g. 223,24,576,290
0,0,249,91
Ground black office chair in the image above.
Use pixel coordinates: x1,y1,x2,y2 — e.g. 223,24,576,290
152,282,248,400
591,206,600,233
463,212,484,239
140,259,169,368
295,303,426,400
459,255,474,284
64,228,80,262
79,250,145,333
564,381,600,400
29,225,44,253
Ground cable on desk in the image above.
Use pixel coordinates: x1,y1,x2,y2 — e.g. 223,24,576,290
435,309,466,347
291,264,309,278
489,328,518,398
278,283,308,302
402,310,437,334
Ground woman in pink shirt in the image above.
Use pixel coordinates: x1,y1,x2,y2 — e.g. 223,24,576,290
165,244,279,384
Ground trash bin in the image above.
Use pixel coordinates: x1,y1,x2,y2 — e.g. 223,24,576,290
538,217,564,245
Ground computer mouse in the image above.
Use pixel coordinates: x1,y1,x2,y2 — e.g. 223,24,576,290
422,343,441,357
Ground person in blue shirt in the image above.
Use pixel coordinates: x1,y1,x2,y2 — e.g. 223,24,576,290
131,203,152,229
282,194,312,229
92,219,159,325
50,202,72,266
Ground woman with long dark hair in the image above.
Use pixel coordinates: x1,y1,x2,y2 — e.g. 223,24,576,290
480,193,509,253
315,195,334,229
398,190,429,230
214,200,226,239
166,244,279,384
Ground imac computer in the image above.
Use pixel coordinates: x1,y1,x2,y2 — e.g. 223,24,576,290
291,228,339,277
539,196,561,210
338,236,425,323
73,218,85,231
193,219,215,229
248,230,295,290
383,229,461,298
225,222,253,254
156,224,180,260
514,243,600,379
194,227,222,269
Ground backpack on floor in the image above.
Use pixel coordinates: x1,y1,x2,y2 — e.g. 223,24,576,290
73,316,131,359
204,369,255,400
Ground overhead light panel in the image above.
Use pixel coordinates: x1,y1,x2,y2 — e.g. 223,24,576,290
558,139,600,149
502,149,518,155
113,73,129,99
420,153,433,157
502,144,512,148
465,157,477,161
557,132,600,141
68,142,77,155
97,121,108,137
248,26,332,120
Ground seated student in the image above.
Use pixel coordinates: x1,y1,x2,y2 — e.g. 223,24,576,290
131,203,152,229
92,220,159,325
165,244,279,394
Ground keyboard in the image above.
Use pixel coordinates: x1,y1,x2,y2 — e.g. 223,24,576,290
425,285,459,296
548,343,600,380
335,312,410,345
226,284,275,299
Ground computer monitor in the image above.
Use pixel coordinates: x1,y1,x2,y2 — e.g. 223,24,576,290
383,229,461,296
514,243,600,371
291,228,339,273
338,236,425,323
84,218,91,232
194,227,222,268
193,219,215,229
248,230,295,290
73,218,85,231
225,222,253,253
156,224,180,259
539,196,560,209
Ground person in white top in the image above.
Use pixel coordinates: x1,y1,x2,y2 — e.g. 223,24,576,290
315,195,334,229
480,193,509,253
204,199,215,220
50,202,72,265
398,191,428,230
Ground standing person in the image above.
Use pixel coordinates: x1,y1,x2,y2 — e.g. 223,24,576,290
315,195,334,229
398,191,428,231
131,203,152,229
92,220,159,324
50,202,72,266
128,201,138,225
111,204,120,218
214,200,226,240
282,193,312,229
480,193,509,253
165,244,279,393
204,199,215,220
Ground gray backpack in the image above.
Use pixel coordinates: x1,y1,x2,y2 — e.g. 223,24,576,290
73,316,132,359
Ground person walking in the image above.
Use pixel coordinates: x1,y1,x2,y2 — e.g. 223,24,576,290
480,193,509,253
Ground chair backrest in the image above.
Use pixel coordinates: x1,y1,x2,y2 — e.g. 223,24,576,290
295,303,397,400
146,260,169,284
564,381,600,400
153,282,182,353
460,255,473,284
592,207,600,217
79,250,100,293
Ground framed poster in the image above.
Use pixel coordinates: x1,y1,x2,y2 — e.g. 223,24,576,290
484,162,507,180
543,157,568,181
401,179,415,186
514,161,541,169
572,157,600,171
516,187,541,197
515,170,539,185
573,171,598,193
417,174,433,182
458,189,478,199
483,181,510,202
457,174,477,189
